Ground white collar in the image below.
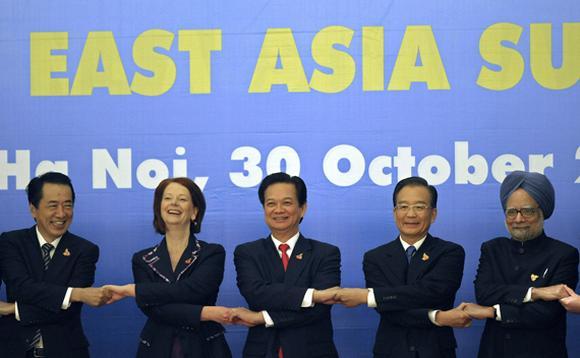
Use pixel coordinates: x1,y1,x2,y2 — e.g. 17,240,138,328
35,226,62,249
399,235,427,251
271,232,300,257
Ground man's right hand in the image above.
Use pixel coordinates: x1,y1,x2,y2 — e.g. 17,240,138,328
531,284,570,301
71,287,112,307
313,286,341,305
435,305,472,328
229,307,266,327
462,302,495,320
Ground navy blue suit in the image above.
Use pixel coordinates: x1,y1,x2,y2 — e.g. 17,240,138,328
234,234,340,358
474,232,579,358
132,236,231,358
0,276,25,356
364,234,465,358
0,226,98,358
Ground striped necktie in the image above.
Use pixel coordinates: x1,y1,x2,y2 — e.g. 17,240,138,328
42,243,54,270
29,243,54,350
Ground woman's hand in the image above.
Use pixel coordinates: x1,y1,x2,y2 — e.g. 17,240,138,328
102,284,136,304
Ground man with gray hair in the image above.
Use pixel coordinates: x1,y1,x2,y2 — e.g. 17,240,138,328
467,171,579,358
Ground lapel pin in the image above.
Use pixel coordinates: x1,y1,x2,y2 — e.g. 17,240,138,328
530,273,539,282
184,258,192,265
63,248,71,256
421,253,429,261
295,253,303,260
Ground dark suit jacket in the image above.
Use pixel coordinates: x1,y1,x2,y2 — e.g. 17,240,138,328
0,226,99,358
474,232,579,358
364,234,465,358
132,235,231,358
0,278,25,357
234,234,340,358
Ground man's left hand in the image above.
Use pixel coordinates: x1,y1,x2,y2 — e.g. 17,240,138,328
0,301,15,316
335,288,368,308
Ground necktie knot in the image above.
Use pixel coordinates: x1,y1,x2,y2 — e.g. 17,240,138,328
279,243,289,254
406,245,416,263
42,243,54,255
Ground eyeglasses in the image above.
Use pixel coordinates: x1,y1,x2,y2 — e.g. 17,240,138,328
395,204,430,214
505,207,539,219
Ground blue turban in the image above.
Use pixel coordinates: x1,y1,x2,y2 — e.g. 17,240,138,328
500,171,555,219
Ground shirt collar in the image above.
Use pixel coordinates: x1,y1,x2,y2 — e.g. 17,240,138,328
271,232,300,257
399,235,427,251
35,226,62,249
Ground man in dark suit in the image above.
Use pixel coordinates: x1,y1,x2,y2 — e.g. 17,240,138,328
336,177,468,358
466,171,579,358
0,172,111,358
232,172,341,358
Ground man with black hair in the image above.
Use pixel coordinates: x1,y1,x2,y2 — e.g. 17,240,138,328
0,172,110,358
232,172,341,358
336,176,467,358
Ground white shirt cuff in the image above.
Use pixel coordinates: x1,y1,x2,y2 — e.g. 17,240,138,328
524,287,533,303
367,288,377,308
262,310,274,327
429,310,441,326
301,288,315,307
493,304,502,321
14,301,20,321
62,287,73,309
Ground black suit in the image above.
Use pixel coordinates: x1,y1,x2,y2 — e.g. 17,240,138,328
0,275,25,356
0,226,98,358
132,236,231,358
474,232,579,358
234,234,340,358
363,234,465,358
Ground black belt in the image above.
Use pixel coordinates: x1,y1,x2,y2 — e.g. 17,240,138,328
27,347,47,358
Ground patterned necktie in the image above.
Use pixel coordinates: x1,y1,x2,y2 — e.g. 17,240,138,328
42,243,54,270
29,243,55,350
279,244,290,271
406,246,416,263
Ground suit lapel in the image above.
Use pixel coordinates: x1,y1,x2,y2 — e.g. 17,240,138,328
284,235,312,286
407,234,436,283
25,227,45,280
263,237,285,283
174,236,201,281
141,239,175,283
382,239,408,284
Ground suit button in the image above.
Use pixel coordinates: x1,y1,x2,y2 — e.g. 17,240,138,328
518,248,525,254
505,333,511,339
514,265,519,271
409,346,416,352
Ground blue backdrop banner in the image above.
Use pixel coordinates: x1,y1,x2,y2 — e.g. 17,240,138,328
1,1,579,357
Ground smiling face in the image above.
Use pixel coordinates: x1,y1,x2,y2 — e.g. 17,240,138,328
30,183,74,243
263,183,307,242
505,188,544,241
160,182,199,231
393,185,437,244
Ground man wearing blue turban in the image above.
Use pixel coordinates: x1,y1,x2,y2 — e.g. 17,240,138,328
467,171,579,358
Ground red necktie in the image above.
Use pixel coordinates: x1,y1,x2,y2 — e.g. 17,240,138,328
278,243,290,358
279,243,290,271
